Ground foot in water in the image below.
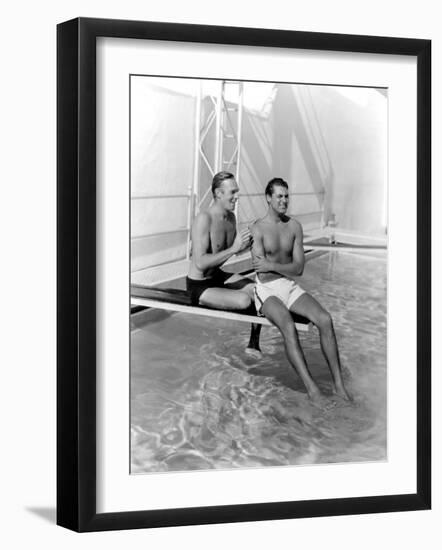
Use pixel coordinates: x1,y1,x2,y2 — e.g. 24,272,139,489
308,390,337,411
245,346,263,359
332,383,353,402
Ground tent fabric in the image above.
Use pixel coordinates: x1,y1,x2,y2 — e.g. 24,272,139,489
131,78,197,272
130,77,387,283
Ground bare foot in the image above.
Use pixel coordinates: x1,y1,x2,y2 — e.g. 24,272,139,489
341,365,352,378
308,390,337,411
245,347,263,359
333,384,352,402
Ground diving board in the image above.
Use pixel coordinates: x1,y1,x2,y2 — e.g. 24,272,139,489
304,236,387,253
131,285,312,331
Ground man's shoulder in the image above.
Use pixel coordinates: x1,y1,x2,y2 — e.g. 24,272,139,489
195,210,212,222
250,217,266,234
285,215,303,232
193,210,212,232
196,208,236,222
252,215,301,229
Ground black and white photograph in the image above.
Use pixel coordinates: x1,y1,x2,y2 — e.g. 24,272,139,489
1,0,437,542
130,76,388,474
54,10,430,537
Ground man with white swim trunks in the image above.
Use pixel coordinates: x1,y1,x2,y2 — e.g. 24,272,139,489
251,177,351,405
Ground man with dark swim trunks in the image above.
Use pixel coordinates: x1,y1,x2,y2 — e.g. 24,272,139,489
251,177,351,406
187,171,254,310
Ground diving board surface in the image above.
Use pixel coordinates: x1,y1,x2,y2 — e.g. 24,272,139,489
305,237,387,251
131,284,312,331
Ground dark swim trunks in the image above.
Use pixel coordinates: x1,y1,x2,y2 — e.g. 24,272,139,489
186,270,228,306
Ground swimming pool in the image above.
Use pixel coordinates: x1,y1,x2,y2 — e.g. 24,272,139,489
130,250,387,473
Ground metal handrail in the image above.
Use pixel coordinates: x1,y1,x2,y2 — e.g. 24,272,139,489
132,191,323,200
131,228,189,240
292,211,323,217
131,194,190,200
131,255,187,272
235,191,325,197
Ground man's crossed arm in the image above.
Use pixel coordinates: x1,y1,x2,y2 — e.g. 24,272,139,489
251,220,305,278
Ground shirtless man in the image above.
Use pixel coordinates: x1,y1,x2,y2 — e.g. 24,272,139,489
187,171,255,312
251,177,351,404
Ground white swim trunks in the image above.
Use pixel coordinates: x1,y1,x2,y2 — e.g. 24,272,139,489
254,277,306,314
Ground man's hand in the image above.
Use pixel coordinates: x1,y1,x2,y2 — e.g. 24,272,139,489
252,255,273,273
231,228,252,254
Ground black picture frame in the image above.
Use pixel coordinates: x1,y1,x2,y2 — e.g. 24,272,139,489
57,17,431,532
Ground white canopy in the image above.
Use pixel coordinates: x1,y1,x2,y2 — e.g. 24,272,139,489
130,77,387,284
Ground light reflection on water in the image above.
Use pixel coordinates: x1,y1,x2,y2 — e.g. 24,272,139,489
131,251,387,473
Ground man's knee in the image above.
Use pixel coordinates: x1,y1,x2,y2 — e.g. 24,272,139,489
316,309,333,330
278,314,297,340
237,292,251,310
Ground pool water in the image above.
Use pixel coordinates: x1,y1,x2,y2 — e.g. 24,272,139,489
131,250,387,473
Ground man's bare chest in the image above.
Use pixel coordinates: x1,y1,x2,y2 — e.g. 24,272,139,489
209,219,235,252
263,225,295,256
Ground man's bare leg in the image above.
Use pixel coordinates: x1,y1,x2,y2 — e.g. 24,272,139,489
290,293,351,400
201,278,263,353
261,296,326,404
225,279,262,353
199,287,251,310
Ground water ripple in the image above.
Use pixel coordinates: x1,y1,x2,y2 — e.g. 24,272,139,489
131,251,387,473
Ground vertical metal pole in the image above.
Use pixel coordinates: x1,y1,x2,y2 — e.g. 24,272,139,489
214,80,224,174
382,98,388,233
235,82,244,221
186,81,202,260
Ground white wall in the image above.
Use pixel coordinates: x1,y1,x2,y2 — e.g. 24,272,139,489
311,86,388,235
131,78,196,271
239,84,327,228
131,78,386,279
131,79,331,277
1,1,440,549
